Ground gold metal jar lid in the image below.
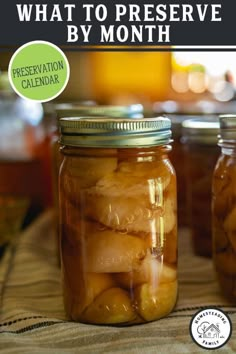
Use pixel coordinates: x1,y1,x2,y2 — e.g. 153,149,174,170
181,117,220,145
59,116,172,148
218,115,236,143
55,103,143,118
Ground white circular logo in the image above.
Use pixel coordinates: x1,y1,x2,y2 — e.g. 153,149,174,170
190,308,232,350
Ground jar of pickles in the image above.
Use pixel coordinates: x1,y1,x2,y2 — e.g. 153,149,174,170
59,117,177,325
182,118,220,257
212,115,236,300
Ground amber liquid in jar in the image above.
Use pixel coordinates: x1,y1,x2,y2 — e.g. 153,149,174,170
51,132,62,210
185,144,219,257
170,138,186,227
51,133,63,265
59,146,177,325
212,151,236,300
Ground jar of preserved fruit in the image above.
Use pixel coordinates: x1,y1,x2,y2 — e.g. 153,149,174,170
212,115,236,300
59,116,177,325
182,118,220,257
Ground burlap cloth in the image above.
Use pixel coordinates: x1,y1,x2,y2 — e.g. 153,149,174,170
0,211,235,353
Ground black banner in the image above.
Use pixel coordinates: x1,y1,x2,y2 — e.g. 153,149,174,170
0,0,235,49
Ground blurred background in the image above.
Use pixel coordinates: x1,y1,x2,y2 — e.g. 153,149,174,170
1,49,236,248
2,51,236,104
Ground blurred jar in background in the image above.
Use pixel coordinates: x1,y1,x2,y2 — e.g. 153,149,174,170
182,117,220,257
0,72,45,224
212,115,236,300
35,102,57,208
153,100,236,229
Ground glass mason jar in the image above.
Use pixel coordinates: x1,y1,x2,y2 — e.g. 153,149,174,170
59,117,177,325
182,118,220,257
212,115,236,300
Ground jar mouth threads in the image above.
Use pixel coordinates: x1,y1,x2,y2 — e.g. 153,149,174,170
59,116,172,148
218,115,236,146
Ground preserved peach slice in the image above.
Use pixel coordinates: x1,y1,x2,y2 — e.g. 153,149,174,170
84,158,176,234
61,156,117,203
64,272,115,320
81,287,137,324
70,156,117,185
85,191,176,234
134,280,177,321
115,252,176,289
85,229,146,273
88,158,173,198
117,159,174,190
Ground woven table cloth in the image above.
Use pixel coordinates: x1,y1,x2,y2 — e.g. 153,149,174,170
0,210,235,354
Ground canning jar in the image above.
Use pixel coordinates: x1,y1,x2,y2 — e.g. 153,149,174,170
212,115,236,300
182,118,220,257
59,117,177,325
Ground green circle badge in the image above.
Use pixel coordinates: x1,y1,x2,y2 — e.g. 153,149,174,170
8,41,70,102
